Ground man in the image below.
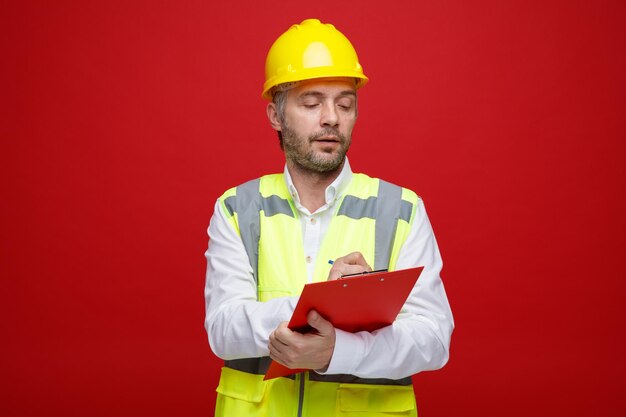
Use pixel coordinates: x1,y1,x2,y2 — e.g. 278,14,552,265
204,18,453,416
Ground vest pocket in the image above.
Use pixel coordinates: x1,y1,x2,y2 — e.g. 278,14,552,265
215,367,297,416
216,366,266,401
337,383,416,416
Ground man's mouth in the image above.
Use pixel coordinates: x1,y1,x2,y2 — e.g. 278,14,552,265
314,136,340,142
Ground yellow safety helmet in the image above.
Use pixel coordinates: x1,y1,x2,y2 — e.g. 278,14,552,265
262,19,368,100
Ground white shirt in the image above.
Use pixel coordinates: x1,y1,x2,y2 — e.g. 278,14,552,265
204,158,454,379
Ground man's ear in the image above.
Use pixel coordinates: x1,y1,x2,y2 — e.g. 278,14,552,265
266,103,282,132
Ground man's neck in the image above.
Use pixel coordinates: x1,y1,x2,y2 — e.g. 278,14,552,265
287,161,343,213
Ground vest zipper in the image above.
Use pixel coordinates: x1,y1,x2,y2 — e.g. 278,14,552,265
296,371,306,417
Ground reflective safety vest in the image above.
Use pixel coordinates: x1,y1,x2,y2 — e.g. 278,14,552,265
215,173,420,417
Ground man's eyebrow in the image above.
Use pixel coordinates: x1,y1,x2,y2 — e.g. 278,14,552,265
297,90,357,99
338,90,357,98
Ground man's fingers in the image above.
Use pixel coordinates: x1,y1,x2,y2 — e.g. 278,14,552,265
342,264,373,276
269,323,292,363
343,252,371,269
272,322,292,345
328,262,368,280
269,338,283,355
328,251,372,280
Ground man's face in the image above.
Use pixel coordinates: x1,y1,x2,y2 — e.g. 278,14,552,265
278,79,357,174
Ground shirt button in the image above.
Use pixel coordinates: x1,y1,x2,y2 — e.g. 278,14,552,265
306,256,312,263
310,218,317,225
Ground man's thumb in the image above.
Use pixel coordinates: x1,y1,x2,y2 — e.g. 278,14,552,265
307,310,331,334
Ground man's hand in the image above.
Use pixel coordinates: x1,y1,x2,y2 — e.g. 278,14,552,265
268,310,336,371
328,251,372,280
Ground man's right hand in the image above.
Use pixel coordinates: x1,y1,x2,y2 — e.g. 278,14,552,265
327,251,372,280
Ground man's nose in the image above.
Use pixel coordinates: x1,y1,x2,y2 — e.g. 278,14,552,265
320,102,339,127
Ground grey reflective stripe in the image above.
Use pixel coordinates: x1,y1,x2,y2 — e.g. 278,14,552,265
337,195,377,219
225,357,412,386
223,196,236,217
337,189,412,223
224,357,273,375
400,200,413,223
224,194,293,218
374,180,402,270
225,181,295,282
309,372,413,386
261,194,294,217
297,373,305,417
336,181,412,270
235,179,262,282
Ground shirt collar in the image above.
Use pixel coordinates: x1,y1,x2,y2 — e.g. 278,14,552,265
284,157,353,211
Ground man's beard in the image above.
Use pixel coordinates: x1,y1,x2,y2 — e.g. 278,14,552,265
282,124,350,174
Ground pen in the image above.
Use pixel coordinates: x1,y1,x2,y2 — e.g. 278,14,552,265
340,269,388,278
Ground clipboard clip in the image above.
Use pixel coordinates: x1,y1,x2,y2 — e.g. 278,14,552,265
340,269,388,279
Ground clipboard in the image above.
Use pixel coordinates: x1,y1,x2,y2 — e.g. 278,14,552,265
264,266,424,380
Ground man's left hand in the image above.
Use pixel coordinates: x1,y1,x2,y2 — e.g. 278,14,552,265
268,310,336,371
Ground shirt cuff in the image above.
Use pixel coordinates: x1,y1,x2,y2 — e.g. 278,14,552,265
317,328,364,375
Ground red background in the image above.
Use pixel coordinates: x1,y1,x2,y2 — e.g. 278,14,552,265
2,1,625,416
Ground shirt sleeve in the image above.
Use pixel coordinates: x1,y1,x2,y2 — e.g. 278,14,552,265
204,200,298,360
321,198,454,379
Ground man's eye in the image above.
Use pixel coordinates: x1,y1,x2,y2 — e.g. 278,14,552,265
303,103,319,108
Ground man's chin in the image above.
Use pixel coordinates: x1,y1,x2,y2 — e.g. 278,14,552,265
309,155,345,173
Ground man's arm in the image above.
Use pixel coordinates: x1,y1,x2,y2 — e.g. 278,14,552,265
204,200,297,359
320,198,454,379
